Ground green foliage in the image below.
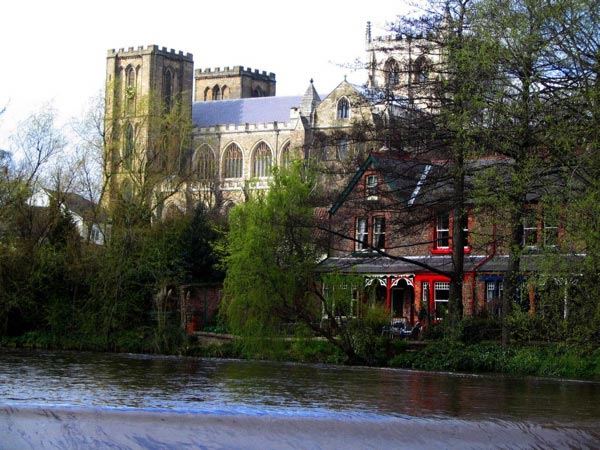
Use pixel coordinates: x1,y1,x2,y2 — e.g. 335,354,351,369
455,316,502,343
289,338,346,364
222,162,323,339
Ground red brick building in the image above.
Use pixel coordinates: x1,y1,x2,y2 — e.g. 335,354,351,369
317,151,558,325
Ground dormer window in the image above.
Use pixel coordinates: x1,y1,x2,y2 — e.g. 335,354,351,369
337,97,350,119
366,174,378,200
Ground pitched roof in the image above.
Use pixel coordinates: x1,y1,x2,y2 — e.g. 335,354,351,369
317,255,490,275
300,80,321,115
330,152,442,214
192,96,303,127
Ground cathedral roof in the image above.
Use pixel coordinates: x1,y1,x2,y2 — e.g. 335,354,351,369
192,96,303,127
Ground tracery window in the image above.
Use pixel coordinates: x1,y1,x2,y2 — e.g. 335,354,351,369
280,142,291,168
414,56,431,83
252,142,272,177
125,66,136,115
384,58,401,87
194,145,216,180
337,97,350,119
126,66,136,89
223,143,243,178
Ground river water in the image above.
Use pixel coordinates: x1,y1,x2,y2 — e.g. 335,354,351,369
0,348,599,449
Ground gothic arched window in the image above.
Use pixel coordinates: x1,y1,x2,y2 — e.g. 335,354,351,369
337,97,350,119
252,142,272,178
126,66,136,89
384,58,400,87
123,123,135,169
125,66,136,115
212,85,221,101
204,87,210,102
194,145,216,180
253,86,264,97
222,85,230,99
223,143,243,178
414,56,431,83
280,142,291,168
164,68,173,113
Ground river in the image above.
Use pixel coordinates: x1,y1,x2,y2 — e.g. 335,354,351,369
0,348,598,449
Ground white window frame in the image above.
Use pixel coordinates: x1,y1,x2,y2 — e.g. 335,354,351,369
436,214,450,248
434,281,450,320
372,216,386,250
523,210,539,248
355,217,368,251
366,174,379,200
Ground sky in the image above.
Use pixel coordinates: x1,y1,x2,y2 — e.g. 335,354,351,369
0,0,414,151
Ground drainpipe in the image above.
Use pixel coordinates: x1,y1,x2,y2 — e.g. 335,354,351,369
471,223,497,315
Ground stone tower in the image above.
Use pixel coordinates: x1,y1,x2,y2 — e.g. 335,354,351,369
193,66,276,102
365,22,440,108
103,45,194,207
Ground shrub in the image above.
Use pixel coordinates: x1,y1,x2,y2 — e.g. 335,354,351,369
457,316,502,343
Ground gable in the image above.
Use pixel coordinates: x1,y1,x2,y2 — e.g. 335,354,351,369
330,153,436,215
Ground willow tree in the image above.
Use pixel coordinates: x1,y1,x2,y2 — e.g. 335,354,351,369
222,163,323,339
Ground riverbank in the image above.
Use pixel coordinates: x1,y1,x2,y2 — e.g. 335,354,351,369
3,332,600,381
187,337,600,381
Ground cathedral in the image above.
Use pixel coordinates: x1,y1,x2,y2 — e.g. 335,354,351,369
102,23,437,218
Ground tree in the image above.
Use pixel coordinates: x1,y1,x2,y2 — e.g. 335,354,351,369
465,0,593,344
222,163,322,334
325,0,501,329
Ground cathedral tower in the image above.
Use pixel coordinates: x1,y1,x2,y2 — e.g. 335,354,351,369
365,22,439,109
103,45,194,207
193,66,276,102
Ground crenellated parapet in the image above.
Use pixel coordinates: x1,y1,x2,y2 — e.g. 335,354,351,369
195,66,275,81
107,45,193,62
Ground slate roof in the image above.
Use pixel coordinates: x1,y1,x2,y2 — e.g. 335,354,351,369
317,253,585,277
317,255,490,275
330,152,444,214
192,96,303,128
